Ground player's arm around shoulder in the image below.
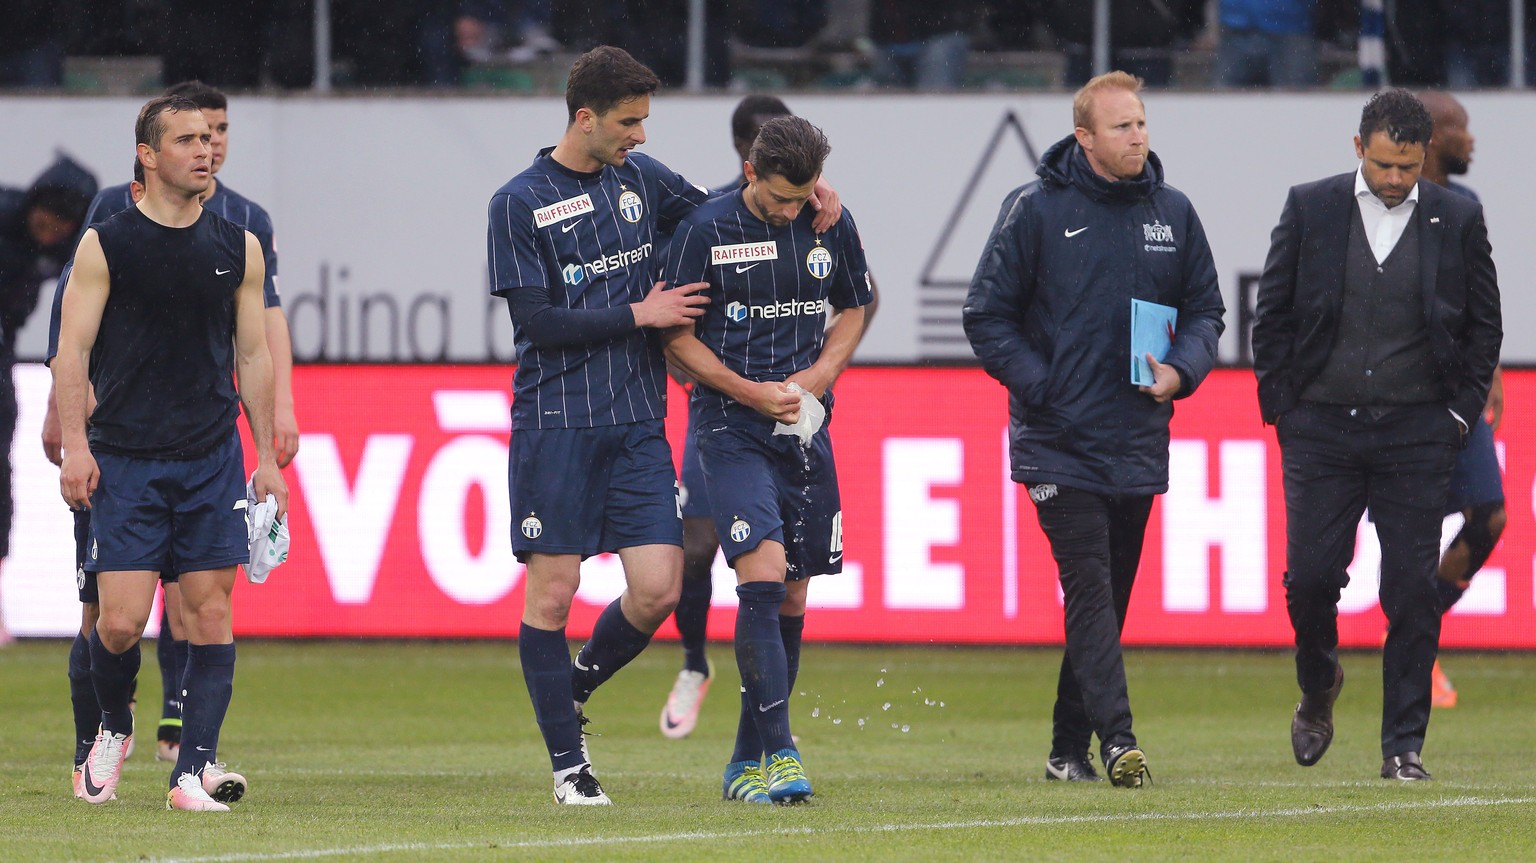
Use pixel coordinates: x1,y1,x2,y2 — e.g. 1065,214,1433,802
234,231,288,515
55,229,110,508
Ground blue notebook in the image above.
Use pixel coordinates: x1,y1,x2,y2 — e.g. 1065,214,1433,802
1130,299,1178,387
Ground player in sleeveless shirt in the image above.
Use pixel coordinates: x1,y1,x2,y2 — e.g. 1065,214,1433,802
43,80,299,770
55,95,286,812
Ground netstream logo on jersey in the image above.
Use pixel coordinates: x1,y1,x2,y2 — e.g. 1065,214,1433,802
725,297,827,323
560,243,654,286
711,241,778,266
533,194,595,228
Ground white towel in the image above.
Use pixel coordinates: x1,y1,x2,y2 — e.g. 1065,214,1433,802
244,475,290,584
771,383,826,446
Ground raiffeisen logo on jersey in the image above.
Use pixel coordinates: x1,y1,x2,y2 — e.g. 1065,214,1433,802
533,194,594,228
711,241,778,265
725,298,826,323
560,243,654,286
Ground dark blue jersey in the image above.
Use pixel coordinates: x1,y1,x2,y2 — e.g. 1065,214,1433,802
665,189,872,425
81,181,281,308
50,180,281,363
88,207,247,459
487,148,709,430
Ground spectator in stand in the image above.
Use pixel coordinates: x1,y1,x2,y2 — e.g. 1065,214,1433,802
1445,0,1510,87
0,5,65,87
1215,0,1319,87
868,2,974,90
1039,0,1206,87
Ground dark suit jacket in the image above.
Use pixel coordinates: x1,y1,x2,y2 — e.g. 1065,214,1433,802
1252,172,1502,426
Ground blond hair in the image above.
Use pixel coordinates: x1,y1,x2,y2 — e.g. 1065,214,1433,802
1073,71,1144,130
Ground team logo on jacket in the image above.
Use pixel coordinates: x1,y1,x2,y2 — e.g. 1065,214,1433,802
730,519,751,543
1142,220,1176,253
1028,484,1058,503
618,189,644,223
521,516,543,539
805,246,833,279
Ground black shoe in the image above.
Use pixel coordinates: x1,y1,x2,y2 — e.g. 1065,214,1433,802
1103,744,1149,788
1045,753,1102,782
1291,665,1344,766
1381,751,1432,781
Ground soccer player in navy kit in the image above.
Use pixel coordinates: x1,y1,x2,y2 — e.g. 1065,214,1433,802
486,46,715,806
55,94,287,812
660,95,797,740
44,79,299,768
662,116,873,804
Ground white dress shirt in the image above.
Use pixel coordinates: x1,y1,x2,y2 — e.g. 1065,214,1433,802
1353,169,1466,430
1354,168,1419,264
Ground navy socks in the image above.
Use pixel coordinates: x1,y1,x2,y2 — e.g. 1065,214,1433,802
676,574,713,675
520,624,586,772
88,629,140,738
734,581,792,758
173,642,235,785
571,599,652,703
68,633,100,765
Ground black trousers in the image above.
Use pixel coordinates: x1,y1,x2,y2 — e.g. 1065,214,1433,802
1278,402,1458,758
1028,483,1153,759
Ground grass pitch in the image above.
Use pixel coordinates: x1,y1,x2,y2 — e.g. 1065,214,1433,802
2,640,1533,862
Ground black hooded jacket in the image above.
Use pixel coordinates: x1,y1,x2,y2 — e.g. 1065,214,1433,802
0,153,98,361
964,134,1226,495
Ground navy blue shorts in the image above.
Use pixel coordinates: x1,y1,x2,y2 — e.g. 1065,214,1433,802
1446,416,1504,513
74,509,96,603
74,507,179,602
679,427,712,519
86,431,248,574
509,419,682,560
696,416,843,581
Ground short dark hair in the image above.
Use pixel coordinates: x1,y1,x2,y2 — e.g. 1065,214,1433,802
135,95,203,152
1359,89,1432,147
163,79,227,111
731,95,792,146
748,116,830,187
565,46,659,123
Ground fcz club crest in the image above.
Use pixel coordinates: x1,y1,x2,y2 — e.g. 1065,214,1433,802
618,188,644,223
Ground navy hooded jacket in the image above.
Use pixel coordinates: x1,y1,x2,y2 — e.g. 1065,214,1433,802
964,134,1226,495
0,153,97,362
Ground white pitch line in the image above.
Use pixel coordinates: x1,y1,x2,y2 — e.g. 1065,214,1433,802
103,795,1536,863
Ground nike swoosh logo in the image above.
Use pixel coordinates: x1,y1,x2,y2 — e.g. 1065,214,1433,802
829,553,842,564
81,766,108,798
216,268,232,275
196,746,211,752
1064,227,1089,238
758,700,786,713
663,714,683,730
552,750,572,758
561,219,585,233
735,263,761,273
573,657,590,671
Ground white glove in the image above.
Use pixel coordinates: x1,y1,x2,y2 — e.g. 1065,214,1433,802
244,474,290,584
772,383,826,446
